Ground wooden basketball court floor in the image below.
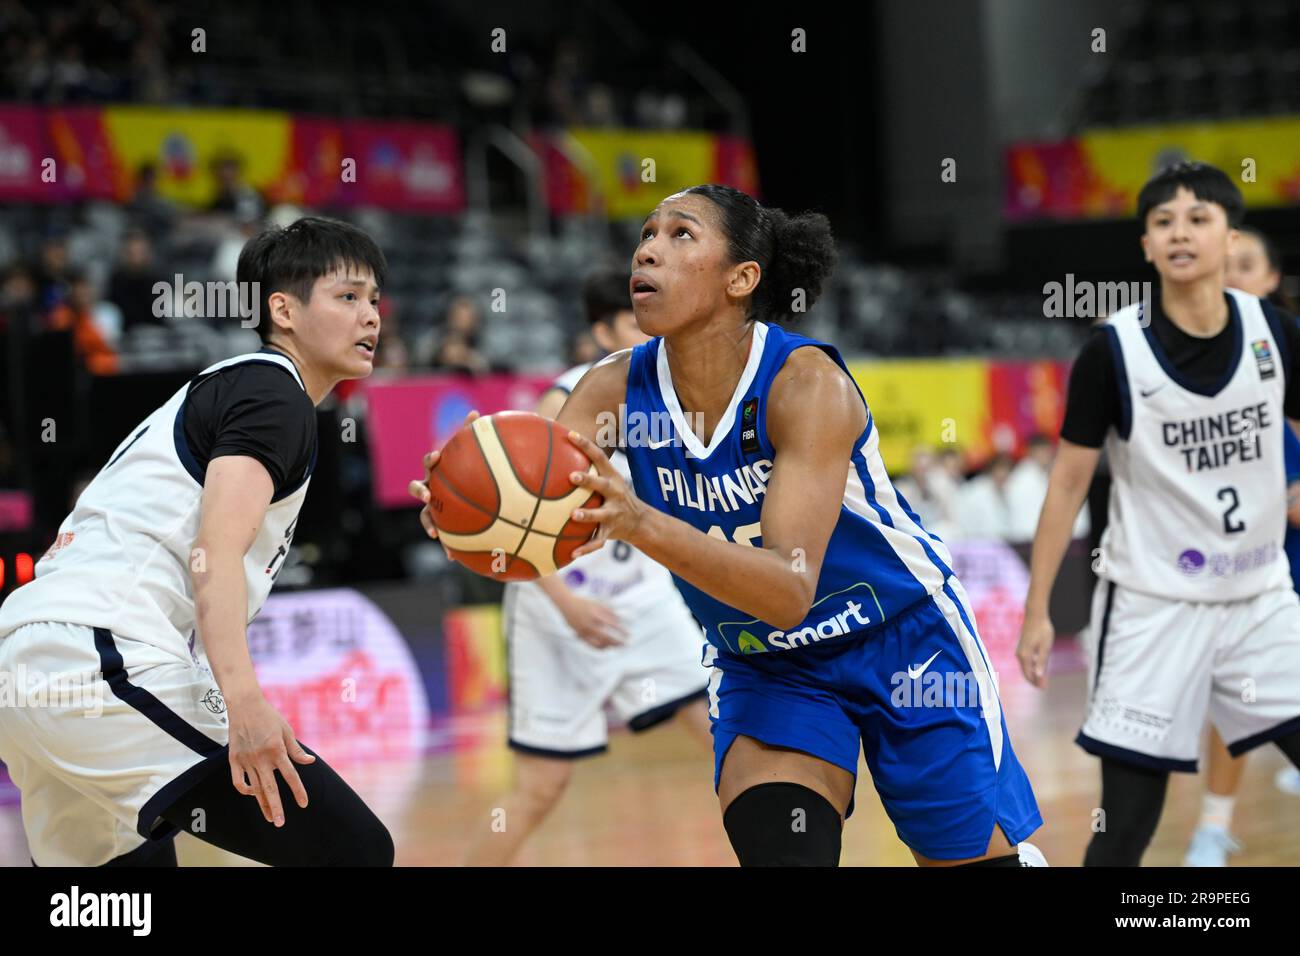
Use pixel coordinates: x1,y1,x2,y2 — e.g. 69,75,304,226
2,668,1297,866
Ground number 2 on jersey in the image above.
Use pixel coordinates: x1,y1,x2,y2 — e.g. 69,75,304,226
1217,486,1245,534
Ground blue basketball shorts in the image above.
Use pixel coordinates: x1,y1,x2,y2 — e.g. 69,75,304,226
702,578,1042,860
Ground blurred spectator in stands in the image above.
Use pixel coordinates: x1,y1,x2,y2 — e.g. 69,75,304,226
542,38,590,127
418,295,490,374
584,84,618,126
109,230,165,331
952,452,1015,541
895,445,960,540
430,337,489,376
1005,434,1089,543
938,446,967,484
49,39,93,102
47,269,118,375
209,151,266,222
0,265,41,336
125,161,178,238
33,235,71,312
568,329,601,366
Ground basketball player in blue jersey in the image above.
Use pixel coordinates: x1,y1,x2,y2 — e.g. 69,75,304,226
0,218,393,865
1019,162,1300,866
416,185,1044,866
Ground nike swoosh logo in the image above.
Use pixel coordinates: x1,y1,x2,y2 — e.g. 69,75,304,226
907,650,942,679
647,436,674,449
1139,383,1166,398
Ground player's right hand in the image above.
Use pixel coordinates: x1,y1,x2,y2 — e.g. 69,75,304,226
227,693,315,827
409,409,480,545
1016,612,1056,689
561,595,628,649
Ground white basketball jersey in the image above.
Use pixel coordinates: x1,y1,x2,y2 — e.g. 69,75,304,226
0,352,314,660
506,362,693,630
1100,289,1290,601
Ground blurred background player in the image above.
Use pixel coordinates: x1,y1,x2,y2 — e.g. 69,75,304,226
464,267,711,867
1018,163,1300,866
1184,225,1300,866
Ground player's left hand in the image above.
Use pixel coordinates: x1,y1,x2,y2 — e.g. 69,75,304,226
409,410,481,553
566,431,648,558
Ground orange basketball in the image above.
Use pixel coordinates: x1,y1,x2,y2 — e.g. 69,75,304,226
425,411,603,580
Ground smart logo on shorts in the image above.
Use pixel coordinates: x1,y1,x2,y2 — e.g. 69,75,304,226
720,582,883,653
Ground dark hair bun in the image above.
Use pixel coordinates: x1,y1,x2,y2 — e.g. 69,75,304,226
758,208,837,323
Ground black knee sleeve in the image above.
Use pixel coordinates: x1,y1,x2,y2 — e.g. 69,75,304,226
1084,757,1169,867
723,782,842,867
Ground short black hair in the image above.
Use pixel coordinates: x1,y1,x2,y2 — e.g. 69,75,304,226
1136,161,1244,229
682,184,837,324
582,266,632,327
237,216,388,343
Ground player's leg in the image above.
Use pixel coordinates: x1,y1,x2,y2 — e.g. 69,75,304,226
718,734,853,867
470,591,610,865
607,604,713,752
1076,584,1213,865
610,615,712,751
154,744,393,866
1185,726,1244,866
0,622,197,865
1210,585,1300,854
464,752,576,866
854,580,1042,867
3,623,392,866
705,643,860,866
1084,758,1169,866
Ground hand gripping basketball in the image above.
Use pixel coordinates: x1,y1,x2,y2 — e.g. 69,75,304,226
565,430,649,559
409,411,605,579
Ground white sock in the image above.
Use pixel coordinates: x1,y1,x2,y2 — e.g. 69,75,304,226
1199,792,1236,831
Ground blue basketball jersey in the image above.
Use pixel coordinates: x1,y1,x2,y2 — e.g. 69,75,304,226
622,321,955,655
1285,423,1300,594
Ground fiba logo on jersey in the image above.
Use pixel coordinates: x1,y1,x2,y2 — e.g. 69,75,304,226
1252,339,1277,380
200,687,226,714
740,398,760,454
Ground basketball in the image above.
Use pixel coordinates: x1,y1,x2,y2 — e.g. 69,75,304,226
425,411,603,580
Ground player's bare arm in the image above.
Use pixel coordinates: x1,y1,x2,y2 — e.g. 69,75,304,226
1017,439,1102,688
531,383,627,648
192,455,315,827
562,346,863,630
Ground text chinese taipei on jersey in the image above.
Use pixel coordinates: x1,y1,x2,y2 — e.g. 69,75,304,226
1100,288,1290,601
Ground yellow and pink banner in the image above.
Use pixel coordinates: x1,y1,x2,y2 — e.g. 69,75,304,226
363,357,1071,507
534,129,759,217
1005,116,1300,221
0,103,756,217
